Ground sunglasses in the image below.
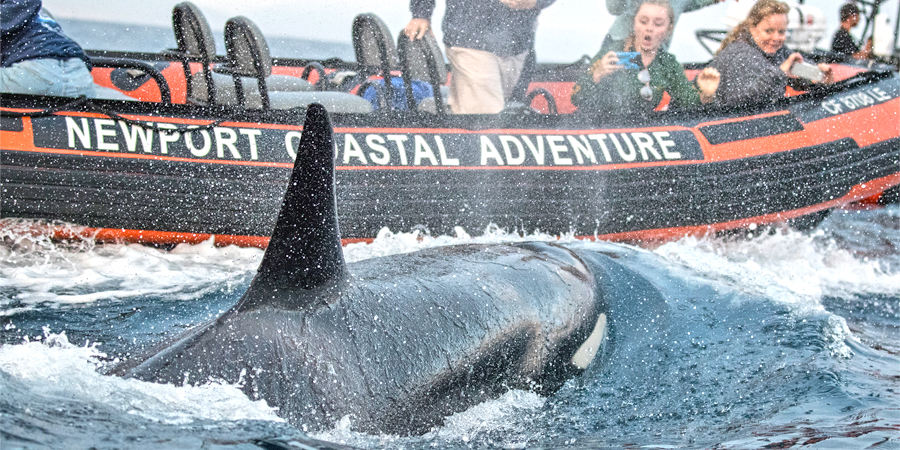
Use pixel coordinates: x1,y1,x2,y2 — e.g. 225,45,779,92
638,69,652,101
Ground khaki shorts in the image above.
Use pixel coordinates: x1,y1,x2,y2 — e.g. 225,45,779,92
445,47,527,114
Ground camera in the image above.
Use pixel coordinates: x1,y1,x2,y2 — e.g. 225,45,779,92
790,61,823,82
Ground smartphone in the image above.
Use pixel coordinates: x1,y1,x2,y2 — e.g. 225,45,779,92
790,61,823,82
614,52,641,70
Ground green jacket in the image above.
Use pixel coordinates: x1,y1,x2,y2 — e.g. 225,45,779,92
570,41,701,113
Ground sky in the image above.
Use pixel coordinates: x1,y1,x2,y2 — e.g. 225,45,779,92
41,0,898,63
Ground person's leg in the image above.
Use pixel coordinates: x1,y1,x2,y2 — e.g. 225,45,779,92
0,59,57,95
507,48,535,104
0,58,95,97
55,58,96,98
497,51,528,101
445,47,504,114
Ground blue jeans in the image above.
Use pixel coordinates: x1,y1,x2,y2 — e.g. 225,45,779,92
0,57,96,97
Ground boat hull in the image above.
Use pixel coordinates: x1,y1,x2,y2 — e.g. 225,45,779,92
2,72,899,247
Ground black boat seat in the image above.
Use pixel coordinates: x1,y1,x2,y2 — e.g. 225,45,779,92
168,2,313,105
188,72,313,104
215,90,373,112
353,13,450,114
399,30,448,87
219,16,372,113
416,86,450,114
352,13,398,75
396,30,449,114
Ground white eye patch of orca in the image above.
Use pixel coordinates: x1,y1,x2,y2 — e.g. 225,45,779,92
571,313,607,369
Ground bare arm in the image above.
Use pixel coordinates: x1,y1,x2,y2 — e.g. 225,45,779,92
406,0,434,40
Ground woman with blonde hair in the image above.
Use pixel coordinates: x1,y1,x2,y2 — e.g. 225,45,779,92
710,0,833,107
571,0,720,113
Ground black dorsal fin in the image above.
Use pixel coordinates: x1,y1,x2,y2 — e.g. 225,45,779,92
237,104,347,311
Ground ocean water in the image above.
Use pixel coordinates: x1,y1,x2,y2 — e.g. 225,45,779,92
1,205,898,450
3,17,899,449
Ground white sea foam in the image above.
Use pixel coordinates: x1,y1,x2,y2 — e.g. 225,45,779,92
1,221,566,313
310,389,546,449
0,227,263,313
343,225,566,262
652,225,900,357
424,389,546,444
0,329,282,424
655,227,900,307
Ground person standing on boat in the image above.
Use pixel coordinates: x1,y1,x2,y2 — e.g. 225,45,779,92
710,0,834,107
403,0,556,114
571,0,720,113
604,0,729,49
831,3,872,60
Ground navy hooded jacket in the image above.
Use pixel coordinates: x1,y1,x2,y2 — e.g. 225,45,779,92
411,0,555,57
1,0,89,68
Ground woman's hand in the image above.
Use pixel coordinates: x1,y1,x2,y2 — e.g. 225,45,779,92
817,63,834,84
591,51,622,83
695,67,720,103
780,52,804,76
403,19,431,40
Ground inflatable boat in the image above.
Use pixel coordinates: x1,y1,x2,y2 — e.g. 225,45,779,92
2,9,899,248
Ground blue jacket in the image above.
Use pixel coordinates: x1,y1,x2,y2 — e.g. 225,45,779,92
1,0,89,68
411,0,556,57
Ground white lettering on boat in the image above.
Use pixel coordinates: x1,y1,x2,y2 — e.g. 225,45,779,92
240,129,261,160
119,121,154,153
434,136,458,166
95,119,118,151
52,118,700,166
467,132,683,166
185,126,212,158
337,134,460,166
365,134,390,165
60,119,268,161
821,87,892,115
285,131,302,160
65,117,91,149
156,123,179,155
413,135,439,166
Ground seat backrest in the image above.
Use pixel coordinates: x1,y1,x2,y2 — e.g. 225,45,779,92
223,16,273,79
172,2,216,62
397,31,448,85
171,2,217,104
219,16,274,108
397,31,448,114
352,13,398,73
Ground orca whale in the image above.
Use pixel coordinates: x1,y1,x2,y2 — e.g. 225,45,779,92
113,104,612,435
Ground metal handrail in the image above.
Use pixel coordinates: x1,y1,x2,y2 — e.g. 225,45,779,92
89,56,172,104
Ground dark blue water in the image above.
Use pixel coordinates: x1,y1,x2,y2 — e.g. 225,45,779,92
2,17,899,448
1,205,898,449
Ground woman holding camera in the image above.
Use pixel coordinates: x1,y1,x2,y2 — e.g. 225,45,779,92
710,0,833,107
571,0,720,113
